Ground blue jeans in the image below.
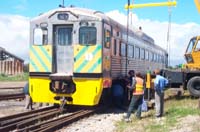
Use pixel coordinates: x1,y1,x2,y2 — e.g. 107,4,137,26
126,94,143,118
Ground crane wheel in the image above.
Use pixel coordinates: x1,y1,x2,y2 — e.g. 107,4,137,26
187,76,200,97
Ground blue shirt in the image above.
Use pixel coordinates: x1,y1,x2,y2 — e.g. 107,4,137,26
154,75,168,91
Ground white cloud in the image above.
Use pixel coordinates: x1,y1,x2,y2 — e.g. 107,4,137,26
14,0,28,11
106,10,200,66
0,14,29,63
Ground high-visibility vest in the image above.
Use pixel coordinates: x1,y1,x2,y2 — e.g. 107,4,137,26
133,77,144,95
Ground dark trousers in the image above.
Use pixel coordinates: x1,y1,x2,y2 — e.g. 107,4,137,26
126,94,143,118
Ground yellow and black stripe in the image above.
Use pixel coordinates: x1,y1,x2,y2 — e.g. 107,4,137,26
30,45,52,72
74,44,102,73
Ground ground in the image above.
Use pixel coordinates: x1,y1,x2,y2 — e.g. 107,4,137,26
0,85,199,132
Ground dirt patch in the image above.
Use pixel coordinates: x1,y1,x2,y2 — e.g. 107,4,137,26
0,81,26,88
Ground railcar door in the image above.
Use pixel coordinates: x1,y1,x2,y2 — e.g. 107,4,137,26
102,23,112,88
53,25,73,75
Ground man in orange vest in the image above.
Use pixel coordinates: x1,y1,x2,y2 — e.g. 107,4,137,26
124,72,144,122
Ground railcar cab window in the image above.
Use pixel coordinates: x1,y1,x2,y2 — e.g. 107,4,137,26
104,30,111,48
79,27,96,45
33,27,48,45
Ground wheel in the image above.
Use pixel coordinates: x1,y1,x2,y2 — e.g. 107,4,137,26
187,76,200,97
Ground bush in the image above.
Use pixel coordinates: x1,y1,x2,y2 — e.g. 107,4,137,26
0,72,29,81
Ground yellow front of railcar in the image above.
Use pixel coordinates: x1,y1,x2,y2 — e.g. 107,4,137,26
29,7,112,106
29,44,104,106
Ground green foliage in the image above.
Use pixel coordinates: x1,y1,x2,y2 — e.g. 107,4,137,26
167,107,200,117
115,121,130,132
0,72,29,81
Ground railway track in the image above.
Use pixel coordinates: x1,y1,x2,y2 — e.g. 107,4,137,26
0,105,103,132
0,86,24,101
0,93,24,101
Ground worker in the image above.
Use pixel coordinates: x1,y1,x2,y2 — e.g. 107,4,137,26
154,69,168,118
124,72,144,122
127,70,136,102
23,82,33,110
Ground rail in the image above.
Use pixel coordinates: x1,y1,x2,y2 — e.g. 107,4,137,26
0,106,105,132
0,93,24,101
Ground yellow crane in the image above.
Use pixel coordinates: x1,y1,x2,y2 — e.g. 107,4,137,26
125,0,177,9
194,0,200,13
126,0,200,97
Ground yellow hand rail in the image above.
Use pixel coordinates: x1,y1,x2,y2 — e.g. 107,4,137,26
125,1,177,9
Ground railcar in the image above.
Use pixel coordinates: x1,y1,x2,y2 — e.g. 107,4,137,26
29,6,167,106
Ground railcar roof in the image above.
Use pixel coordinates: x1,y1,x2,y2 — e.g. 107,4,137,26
31,7,108,21
31,6,166,53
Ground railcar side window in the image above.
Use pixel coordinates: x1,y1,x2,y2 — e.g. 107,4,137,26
128,45,133,58
159,55,162,63
149,52,153,61
141,48,145,60
33,28,48,45
104,29,111,48
145,50,149,60
161,56,164,64
135,47,140,59
120,43,126,56
154,54,157,62
79,27,96,45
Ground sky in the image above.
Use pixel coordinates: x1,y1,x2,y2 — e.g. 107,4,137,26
0,0,200,66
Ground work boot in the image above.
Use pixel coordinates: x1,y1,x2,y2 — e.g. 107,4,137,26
124,117,131,122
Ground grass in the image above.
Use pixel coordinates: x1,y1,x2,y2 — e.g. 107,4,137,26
115,91,200,132
0,72,29,81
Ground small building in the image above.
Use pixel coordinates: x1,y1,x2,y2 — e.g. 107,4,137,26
0,47,24,75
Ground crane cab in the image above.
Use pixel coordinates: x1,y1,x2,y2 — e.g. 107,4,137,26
185,36,200,69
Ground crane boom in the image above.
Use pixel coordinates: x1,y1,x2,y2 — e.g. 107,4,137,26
125,1,177,9
194,0,200,13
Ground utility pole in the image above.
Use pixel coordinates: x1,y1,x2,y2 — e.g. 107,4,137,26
125,0,130,75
